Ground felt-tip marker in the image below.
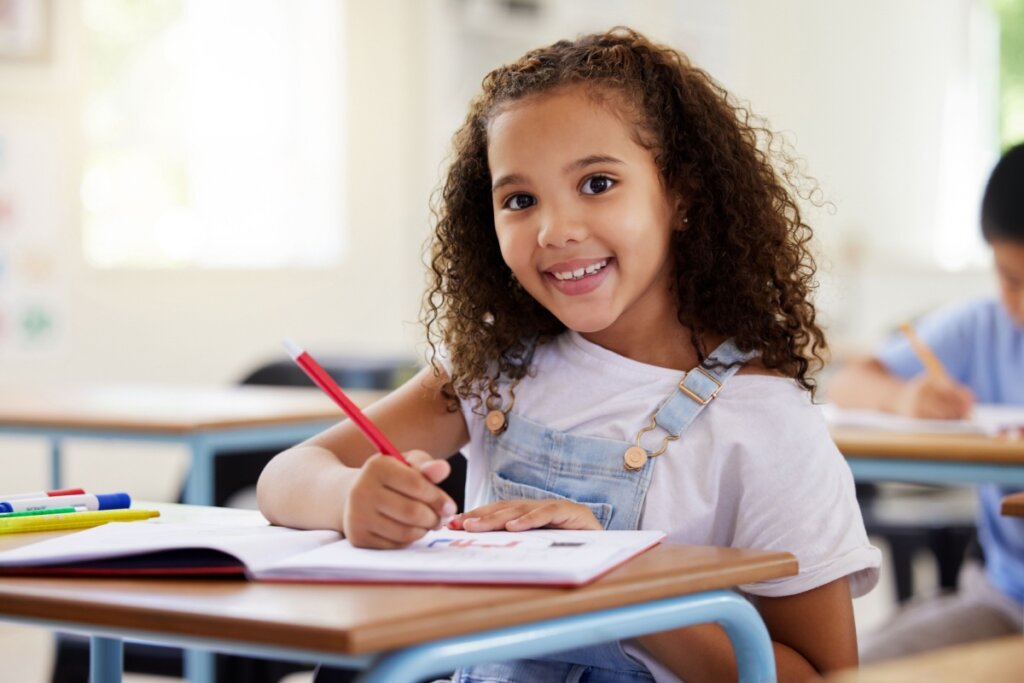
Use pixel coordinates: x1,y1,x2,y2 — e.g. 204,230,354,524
0,506,83,518
0,492,131,514
0,488,86,500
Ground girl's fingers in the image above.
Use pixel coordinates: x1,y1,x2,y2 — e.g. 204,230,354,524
364,517,430,547
375,487,442,530
461,503,529,531
455,499,600,532
370,455,458,519
504,504,558,530
510,502,602,531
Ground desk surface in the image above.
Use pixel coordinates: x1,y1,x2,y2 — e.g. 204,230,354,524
827,636,1024,683
0,505,797,655
830,427,1024,464
0,385,384,433
1002,492,1024,516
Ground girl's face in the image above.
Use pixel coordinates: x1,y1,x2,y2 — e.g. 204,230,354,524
487,86,680,355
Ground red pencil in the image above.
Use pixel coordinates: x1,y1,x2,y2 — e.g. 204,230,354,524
282,339,410,466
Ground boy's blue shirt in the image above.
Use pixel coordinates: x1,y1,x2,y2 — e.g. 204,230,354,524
876,295,1024,604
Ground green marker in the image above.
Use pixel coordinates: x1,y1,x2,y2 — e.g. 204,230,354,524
0,506,79,518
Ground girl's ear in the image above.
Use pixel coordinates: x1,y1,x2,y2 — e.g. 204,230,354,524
674,196,690,231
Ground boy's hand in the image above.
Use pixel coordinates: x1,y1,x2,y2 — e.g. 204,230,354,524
895,375,975,419
343,450,457,549
449,498,602,532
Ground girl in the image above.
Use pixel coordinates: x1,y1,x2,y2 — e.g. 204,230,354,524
258,28,880,683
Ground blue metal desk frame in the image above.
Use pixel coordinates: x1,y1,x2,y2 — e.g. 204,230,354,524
847,457,1024,487
8,589,776,683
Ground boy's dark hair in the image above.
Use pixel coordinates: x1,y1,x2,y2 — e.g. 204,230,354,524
981,142,1024,243
423,27,827,409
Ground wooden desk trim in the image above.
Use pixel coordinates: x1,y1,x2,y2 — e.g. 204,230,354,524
1001,491,1024,517
832,427,1024,463
0,385,383,433
827,635,1024,683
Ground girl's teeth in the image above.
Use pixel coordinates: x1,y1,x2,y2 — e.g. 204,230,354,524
553,259,608,280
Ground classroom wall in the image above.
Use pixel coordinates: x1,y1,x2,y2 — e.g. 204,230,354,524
0,0,1003,391
0,0,432,388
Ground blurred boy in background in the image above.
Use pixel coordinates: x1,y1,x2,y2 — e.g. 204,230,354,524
829,142,1024,661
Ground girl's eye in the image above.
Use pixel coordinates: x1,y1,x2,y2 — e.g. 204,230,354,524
503,193,536,211
581,175,615,195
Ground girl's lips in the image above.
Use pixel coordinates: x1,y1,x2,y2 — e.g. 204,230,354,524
544,258,615,296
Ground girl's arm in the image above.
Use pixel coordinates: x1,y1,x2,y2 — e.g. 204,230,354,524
636,577,857,682
256,366,469,542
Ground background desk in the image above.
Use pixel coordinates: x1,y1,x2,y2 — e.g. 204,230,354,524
1002,491,1024,516
831,428,1024,486
0,384,381,506
827,635,1024,683
0,504,797,683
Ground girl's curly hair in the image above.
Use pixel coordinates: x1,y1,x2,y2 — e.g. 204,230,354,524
423,27,826,410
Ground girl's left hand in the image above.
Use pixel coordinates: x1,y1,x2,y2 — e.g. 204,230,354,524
448,498,602,532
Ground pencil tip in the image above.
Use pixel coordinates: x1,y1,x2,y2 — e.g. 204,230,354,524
281,338,304,360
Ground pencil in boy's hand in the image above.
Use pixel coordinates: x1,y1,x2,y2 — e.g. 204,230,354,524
899,323,949,381
282,338,410,466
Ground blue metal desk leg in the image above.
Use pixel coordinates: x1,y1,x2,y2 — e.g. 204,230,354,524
352,591,775,683
182,435,216,507
90,637,123,683
49,437,63,489
182,435,217,683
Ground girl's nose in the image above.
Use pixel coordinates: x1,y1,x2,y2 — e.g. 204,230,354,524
537,210,587,248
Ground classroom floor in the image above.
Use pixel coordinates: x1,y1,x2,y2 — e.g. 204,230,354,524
0,440,970,682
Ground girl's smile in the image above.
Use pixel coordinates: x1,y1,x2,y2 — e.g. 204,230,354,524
544,256,615,295
486,86,680,358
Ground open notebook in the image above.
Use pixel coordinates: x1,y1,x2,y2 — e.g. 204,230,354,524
0,521,665,586
821,404,1024,437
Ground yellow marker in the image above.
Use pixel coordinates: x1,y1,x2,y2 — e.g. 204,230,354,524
899,323,949,381
0,508,160,535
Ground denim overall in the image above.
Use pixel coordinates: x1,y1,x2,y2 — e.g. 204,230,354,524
452,339,756,683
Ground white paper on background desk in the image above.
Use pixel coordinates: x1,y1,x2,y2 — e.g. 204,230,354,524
820,403,1024,437
0,522,665,586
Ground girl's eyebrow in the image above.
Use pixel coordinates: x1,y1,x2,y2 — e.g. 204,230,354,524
564,154,624,174
491,154,624,195
492,173,526,194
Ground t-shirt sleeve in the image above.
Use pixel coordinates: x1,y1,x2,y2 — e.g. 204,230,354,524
731,397,881,598
875,299,980,383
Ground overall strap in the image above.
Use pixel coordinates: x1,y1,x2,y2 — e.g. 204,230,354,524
648,338,759,439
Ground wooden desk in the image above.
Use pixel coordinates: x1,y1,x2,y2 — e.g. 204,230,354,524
1001,491,1024,516
831,427,1024,486
0,504,797,683
0,384,382,505
827,636,1024,683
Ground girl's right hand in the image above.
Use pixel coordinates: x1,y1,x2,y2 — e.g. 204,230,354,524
894,375,975,419
343,450,457,549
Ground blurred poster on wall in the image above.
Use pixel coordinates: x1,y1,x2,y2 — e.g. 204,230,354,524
0,114,65,355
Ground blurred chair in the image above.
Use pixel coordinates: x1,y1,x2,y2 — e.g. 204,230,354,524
51,354,466,683
857,482,977,603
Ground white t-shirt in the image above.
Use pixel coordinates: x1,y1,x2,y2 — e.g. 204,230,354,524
452,331,881,681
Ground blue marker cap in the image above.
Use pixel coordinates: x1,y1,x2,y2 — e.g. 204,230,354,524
96,492,131,510
0,503,11,513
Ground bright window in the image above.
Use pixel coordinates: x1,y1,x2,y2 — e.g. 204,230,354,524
80,0,345,268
